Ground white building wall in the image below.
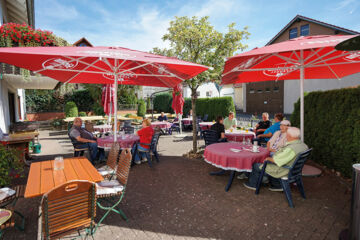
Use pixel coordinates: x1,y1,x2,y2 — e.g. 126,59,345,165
183,83,234,99
0,77,22,133
284,73,360,114
141,86,170,99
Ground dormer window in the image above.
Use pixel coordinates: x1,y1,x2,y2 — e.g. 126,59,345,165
289,28,298,39
300,24,310,36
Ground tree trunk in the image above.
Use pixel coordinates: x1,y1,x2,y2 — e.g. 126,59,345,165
191,88,197,153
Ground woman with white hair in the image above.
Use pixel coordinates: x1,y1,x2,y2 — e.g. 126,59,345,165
267,120,291,155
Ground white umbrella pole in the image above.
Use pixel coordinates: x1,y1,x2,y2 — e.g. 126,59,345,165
179,113,183,135
114,75,118,142
108,86,112,125
300,66,304,142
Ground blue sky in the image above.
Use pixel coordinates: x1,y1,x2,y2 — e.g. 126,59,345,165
35,0,360,53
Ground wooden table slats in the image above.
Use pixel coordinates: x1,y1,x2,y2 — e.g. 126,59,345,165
25,157,103,198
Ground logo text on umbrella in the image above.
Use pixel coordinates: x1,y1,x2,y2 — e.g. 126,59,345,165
263,63,299,77
42,58,78,70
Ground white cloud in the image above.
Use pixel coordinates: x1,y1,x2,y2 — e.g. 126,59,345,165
38,0,80,21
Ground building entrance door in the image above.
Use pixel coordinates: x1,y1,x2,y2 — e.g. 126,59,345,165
8,92,15,124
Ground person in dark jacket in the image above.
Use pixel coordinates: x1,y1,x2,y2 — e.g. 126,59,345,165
210,116,227,142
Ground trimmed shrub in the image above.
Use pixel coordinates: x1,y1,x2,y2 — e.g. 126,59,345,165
153,92,173,113
290,87,360,177
64,101,78,117
78,111,87,117
137,99,146,117
196,97,235,121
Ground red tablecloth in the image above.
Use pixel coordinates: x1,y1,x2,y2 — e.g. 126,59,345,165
199,122,214,130
204,142,269,172
182,118,192,125
97,134,139,148
224,130,255,142
151,121,172,129
93,124,112,133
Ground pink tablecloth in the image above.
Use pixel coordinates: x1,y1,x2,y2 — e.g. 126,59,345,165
199,122,214,130
151,121,172,129
97,135,139,148
224,130,255,142
93,124,112,133
204,142,269,172
182,118,192,125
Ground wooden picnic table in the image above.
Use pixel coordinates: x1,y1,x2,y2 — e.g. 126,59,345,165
24,157,104,198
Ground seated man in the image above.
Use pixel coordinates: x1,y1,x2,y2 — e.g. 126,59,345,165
210,116,227,142
157,112,168,121
69,117,104,164
254,112,271,136
252,113,284,145
224,112,237,130
267,120,291,156
244,127,308,191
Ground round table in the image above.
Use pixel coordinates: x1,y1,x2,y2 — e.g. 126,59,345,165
151,121,172,129
0,209,12,226
93,124,112,133
199,122,214,130
181,118,192,126
204,142,269,191
224,130,255,142
97,134,139,149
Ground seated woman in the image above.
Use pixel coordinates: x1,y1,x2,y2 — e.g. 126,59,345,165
131,118,154,165
267,120,290,156
210,116,227,142
254,112,271,136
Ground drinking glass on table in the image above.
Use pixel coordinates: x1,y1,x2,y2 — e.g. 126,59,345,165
54,156,64,170
247,138,251,145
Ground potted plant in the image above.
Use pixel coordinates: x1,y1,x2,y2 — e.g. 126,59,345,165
0,145,24,187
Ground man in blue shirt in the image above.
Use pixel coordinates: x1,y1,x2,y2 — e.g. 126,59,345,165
252,113,284,145
157,112,168,121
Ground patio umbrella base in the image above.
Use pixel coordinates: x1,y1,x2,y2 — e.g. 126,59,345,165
173,134,187,138
302,164,322,177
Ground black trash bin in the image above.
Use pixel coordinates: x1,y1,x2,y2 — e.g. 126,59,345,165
339,163,360,240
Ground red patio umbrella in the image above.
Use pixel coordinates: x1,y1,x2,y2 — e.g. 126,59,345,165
101,84,115,116
222,35,360,140
171,84,185,134
0,46,209,140
171,84,184,115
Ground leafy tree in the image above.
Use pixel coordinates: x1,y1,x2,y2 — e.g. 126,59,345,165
153,16,249,152
81,84,139,113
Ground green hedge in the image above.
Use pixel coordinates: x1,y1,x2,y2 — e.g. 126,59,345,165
196,97,235,121
137,100,146,117
64,101,78,117
290,87,360,177
153,93,173,113
153,94,235,121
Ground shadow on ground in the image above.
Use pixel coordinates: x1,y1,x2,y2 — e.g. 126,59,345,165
5,131,351,240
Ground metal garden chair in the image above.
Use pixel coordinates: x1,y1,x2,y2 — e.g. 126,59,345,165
255,148,313,208
39,180,96,239
95,148,132,230
123,126,135,134
97,143,120,179
137,133,160,167
68,134,88,157
202,130,219,146
0,185,26,238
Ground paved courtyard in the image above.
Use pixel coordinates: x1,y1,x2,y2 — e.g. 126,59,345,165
5,129,351,239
